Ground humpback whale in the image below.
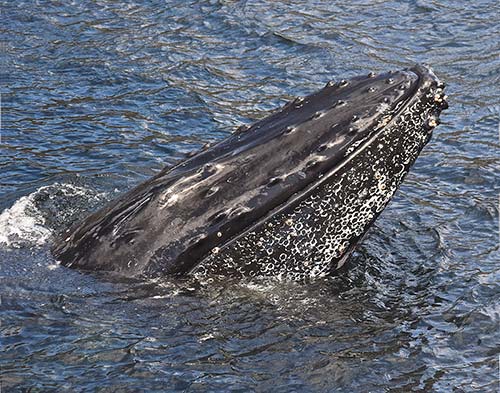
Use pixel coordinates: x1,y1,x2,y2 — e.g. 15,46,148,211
53,64,447,280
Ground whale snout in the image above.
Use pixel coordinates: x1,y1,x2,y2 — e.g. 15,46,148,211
53,64,447,279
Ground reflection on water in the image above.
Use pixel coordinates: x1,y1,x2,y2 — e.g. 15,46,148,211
1,0,499,391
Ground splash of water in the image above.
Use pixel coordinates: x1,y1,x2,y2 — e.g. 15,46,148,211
0,192,52,248
0,183,106,248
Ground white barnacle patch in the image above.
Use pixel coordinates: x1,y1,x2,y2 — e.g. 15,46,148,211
379,115,392,127
345,139,363,156
428,118,438,128
162,193,180,207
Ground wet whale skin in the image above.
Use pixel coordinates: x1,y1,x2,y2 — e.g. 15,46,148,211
52,64,448,279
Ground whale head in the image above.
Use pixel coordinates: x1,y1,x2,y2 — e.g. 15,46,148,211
53,64,447,279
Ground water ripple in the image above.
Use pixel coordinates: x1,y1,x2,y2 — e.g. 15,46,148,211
1,0,499,391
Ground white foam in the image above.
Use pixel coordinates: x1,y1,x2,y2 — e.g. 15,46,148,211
0,183,100,249
0,191,52,248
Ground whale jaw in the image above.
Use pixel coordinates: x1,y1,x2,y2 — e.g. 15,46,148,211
194,65,446,279
53,64,447,279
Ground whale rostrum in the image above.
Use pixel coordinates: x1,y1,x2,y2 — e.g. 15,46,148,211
52,64,448,280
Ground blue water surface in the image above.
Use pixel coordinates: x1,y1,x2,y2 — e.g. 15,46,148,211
1,1,499,391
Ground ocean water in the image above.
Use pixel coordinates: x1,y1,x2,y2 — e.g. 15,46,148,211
1,1,499,391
